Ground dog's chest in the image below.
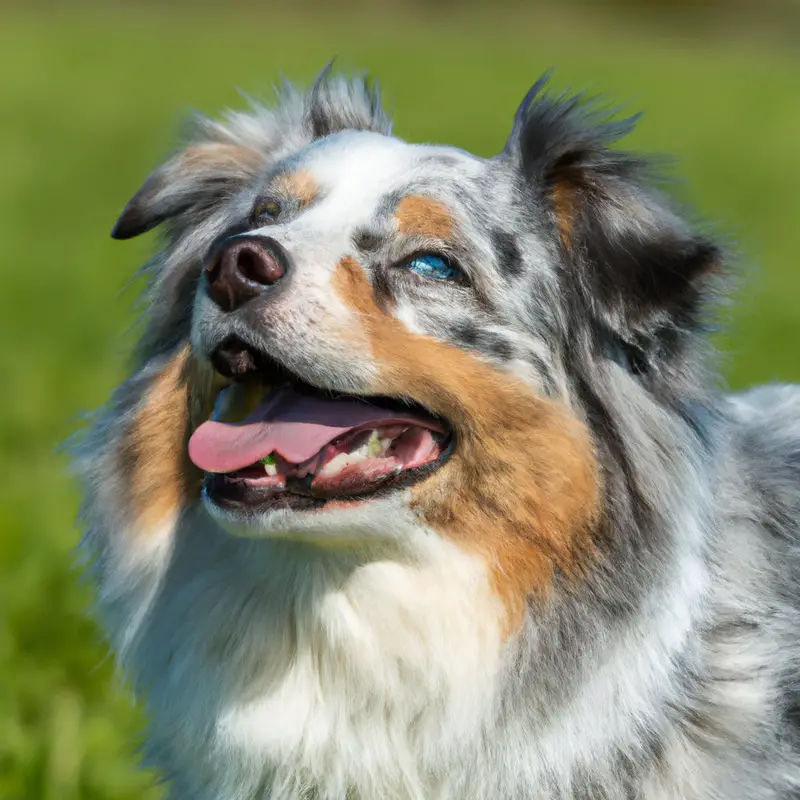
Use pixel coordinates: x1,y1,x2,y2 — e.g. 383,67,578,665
125,534,507,799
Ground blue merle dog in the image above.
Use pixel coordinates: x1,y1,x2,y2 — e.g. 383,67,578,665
74,71,800,799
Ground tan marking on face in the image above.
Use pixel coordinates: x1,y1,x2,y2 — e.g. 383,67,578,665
394,195,455,240
332,258,600,632
336,255,381,316
552,180,576,249
181,143,264,173
274,169,318,207
121,346,209,532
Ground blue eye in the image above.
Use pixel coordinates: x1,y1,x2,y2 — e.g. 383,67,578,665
404,253,459,282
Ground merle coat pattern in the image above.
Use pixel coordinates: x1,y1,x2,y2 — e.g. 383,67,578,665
73,70,800,799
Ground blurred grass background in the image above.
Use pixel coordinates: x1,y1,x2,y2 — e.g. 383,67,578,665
0,1,798,797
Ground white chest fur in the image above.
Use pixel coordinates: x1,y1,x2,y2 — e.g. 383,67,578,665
103,509,506,800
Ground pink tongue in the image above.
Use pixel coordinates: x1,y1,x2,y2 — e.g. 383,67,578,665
188,385,444,474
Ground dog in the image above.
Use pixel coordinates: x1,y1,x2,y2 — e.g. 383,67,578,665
73,70,800,799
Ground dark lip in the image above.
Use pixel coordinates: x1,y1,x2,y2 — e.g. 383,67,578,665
204,432,456,515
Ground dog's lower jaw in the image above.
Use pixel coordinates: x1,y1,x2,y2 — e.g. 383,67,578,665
201,483,431,547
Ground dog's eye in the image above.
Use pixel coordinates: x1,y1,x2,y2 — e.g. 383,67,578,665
401,253,459,282
252,199,281,225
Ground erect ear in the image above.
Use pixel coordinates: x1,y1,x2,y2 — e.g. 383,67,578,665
504,75,721,325
111,142,265,240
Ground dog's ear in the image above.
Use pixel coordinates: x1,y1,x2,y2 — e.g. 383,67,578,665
111,68,391,241
111,142,265,240
503,75,721,327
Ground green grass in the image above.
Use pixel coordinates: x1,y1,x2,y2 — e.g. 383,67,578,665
0,8,798,798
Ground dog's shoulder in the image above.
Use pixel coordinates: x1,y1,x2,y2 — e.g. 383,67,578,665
693,386,800,797
726,383,800,526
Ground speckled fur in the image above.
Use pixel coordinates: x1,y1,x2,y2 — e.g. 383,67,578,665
73,71,800,799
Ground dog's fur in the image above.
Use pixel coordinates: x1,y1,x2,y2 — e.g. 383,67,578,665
74,71,800,799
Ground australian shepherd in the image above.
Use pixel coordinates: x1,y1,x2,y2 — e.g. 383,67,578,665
73,70,800,799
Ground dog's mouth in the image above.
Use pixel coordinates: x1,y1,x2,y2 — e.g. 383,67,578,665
189,356,454,513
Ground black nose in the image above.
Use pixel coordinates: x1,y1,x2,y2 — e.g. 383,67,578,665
204,235,290,312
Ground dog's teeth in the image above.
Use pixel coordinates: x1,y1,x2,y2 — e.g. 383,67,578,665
367,431,383,457
319,451,366,478
365,430,396,458
318,429,403,478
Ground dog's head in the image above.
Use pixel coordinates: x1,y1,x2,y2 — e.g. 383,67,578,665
106,71,721,623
